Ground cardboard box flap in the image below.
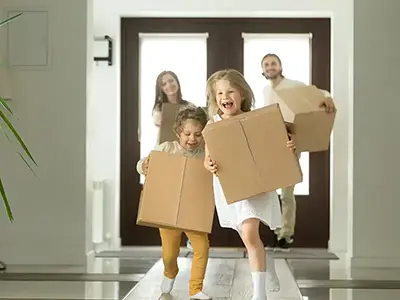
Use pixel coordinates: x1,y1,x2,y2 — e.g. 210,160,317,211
241,105,299,184
139,151,185,226
137,150,215,233
178,156,214,232
201,103,301,203
202,117,264,202
276,85,327,114
175,156,187,228
275,85,336,152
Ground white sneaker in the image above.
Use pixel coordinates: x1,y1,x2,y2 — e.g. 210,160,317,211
160,276,175,294
189,291,211,299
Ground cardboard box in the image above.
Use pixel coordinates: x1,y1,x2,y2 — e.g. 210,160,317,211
137,151,215,233
202,103,303,204
275,85,336,153
158,103,185,144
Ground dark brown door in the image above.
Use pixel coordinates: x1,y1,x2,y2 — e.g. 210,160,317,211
121,18,330,248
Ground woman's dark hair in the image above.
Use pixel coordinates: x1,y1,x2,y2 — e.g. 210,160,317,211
152,71,188,111
173,105,208,134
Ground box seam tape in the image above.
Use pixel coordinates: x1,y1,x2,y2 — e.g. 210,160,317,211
175,156,186,227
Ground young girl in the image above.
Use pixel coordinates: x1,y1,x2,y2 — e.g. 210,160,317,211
137,105,211,300
203,69,296,300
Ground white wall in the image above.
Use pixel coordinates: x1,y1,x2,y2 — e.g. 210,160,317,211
0,0,90,265
93,0,353,254
2,0,397,268
348,0,400,274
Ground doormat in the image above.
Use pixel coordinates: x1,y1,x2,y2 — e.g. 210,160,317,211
97,247,338,260
97,247,246,259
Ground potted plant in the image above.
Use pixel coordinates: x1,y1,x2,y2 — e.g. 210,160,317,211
0,12,37,222
1,12,38,271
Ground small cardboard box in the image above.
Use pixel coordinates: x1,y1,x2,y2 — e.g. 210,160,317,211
202,103,303,204
137,151,215,233
275,85,336,153
158,103,185,144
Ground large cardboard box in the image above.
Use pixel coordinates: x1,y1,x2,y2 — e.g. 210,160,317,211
137,151,215,233
202,103,303,204
158,103,185,144
275,85,336,153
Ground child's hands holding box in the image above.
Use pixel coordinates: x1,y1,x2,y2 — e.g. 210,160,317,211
142,156,150,175
204,156,218,174
287,133,296,152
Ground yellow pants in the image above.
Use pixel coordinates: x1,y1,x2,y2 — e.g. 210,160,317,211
159,228,209,296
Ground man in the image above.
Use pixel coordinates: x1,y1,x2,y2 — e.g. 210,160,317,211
261,53,335,251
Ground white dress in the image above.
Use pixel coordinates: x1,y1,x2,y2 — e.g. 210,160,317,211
212,114,283,233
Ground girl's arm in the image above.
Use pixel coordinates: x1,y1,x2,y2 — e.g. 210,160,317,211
204,143,218,174
202,120,218,173
202,119,213,166
204,143,211,168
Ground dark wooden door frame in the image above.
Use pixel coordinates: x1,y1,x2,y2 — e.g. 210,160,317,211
120,18,330,248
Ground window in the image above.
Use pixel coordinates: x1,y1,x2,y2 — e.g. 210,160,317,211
138,33,208,183
243,33,311,195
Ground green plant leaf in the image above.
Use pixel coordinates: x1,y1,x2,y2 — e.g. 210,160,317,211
0,96,14,115
18,153,38,178
2,129,38,177
0,108,37,166
0,178,14,222
0,12,23,27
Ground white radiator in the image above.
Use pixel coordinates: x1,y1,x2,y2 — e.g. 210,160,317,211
102,179,113,241
92,180,104,244
92,179,114,248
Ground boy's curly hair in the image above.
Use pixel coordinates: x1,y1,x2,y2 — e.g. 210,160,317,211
173,105,209,134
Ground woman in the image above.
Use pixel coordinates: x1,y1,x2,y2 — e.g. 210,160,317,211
152,70,191,128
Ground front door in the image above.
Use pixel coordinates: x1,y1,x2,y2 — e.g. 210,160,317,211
120,18,331,248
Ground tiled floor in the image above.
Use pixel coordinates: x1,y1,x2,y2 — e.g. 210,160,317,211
0,257,144,300
287,258,400,300
1,248,400,299
300,288,400,300
125,258,302,300
0,281,136,299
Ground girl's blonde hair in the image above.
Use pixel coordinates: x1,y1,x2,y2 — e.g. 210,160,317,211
206,69,255,117
173,104,208,134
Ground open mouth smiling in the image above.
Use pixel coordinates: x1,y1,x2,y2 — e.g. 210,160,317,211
222,101,234,109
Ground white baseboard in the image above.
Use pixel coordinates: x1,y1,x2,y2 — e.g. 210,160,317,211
350,256,400,269
94,241,110,253
346,254,400,280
